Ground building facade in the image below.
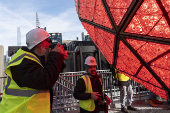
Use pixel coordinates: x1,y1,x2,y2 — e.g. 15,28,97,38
81,32,92,41
49,32,62,44
65,41,110,72
0,45,4,96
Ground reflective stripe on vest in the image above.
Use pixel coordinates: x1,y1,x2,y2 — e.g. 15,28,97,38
8,52,42,67
5,76,38,97
84,75,89,93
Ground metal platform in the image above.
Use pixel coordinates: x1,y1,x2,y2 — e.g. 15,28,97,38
53,99,169,113
109,99,169,113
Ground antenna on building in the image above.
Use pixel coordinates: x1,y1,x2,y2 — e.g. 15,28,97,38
17,27,21,46
36,12,41,28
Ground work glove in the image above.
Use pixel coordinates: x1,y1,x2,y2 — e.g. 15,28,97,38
105,96,111,105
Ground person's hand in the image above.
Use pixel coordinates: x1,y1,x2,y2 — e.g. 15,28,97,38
51,42,68,60
105,96,111,105
91,92,101,100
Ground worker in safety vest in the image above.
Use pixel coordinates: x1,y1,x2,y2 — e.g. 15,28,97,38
115,69,137,113
73,56,111,113
147,91,164,107
0,28,68,113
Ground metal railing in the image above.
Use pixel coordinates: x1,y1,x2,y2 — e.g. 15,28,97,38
52,70,150,112
0,76,7,98
0,70,150,112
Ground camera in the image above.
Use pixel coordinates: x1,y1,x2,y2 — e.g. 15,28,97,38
49,42,67,50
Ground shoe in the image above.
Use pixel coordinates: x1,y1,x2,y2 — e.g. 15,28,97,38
152,99,164,104
147,99,158,107
121,107,130,113
127,105,137,111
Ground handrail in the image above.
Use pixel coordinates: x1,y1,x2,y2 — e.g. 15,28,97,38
59,77,76,87
56,81,74,92
59,74,82,77
59,72,112,77
0,76,7,78
53,105,79,110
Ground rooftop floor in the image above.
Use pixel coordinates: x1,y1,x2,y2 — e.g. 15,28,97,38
54,98,170,113
109,98,169,113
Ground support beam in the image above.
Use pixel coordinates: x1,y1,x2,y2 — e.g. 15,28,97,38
101,0,117,31
119,0,144,32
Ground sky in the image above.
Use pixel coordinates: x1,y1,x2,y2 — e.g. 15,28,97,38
0,0,86,54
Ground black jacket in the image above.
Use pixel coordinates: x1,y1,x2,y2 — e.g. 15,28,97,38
10,47,65,110
73,73,106,112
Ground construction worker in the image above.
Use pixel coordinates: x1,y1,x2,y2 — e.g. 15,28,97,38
0,28,68,113
115,69,137,113
147,91,164,107
73,56,111,113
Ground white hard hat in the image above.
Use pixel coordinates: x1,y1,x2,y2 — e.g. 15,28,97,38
26,28,51,50
84,56,97,66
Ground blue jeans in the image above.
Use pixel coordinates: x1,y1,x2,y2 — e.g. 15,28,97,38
149,91,158,100
119,84,133,108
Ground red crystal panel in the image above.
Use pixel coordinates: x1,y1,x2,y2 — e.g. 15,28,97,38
149,17,170,38
151,66,170,89
77,0,113,29
127,38,170,95
129,71,167,100
128,60,168,100
106,0,133,25
76,0,170,100
125,0,163,35
81,22,114,64
126,38,146,50
93,10,113,28
116,41,141,75
117,39,168,99
106,0,132,9
78,0,95,21
137,67,153,82
151,50,170,70
127,39,170,70
93,0,113,28
137,41,170,62
161,0,170,12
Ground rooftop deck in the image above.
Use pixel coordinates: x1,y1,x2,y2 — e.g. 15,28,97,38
109,98,169,113
52,97,169,113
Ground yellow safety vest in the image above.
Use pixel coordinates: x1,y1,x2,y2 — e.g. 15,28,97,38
0,48,50,113
79,75,104,111
116,73,130,81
